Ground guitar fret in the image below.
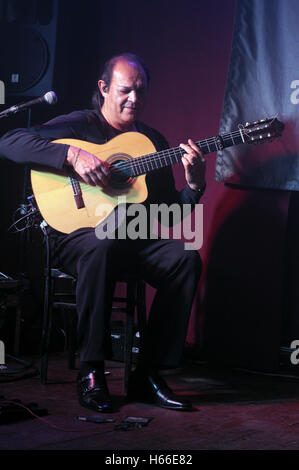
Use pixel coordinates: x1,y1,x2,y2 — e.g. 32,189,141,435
147,158,153,171
176,148,183,163
136,160,142,174
137,159,145,175
163,150,168,166
212,137,219,151
230,132,236,145
197,139,217,154
153,156,159,169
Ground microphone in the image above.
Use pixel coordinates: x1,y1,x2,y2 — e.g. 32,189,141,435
0,91,58,117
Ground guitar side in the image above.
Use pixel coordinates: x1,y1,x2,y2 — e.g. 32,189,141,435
31,132,156,233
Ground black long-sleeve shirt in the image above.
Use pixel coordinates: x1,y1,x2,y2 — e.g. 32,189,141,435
0,108,205,250
0,108,202,208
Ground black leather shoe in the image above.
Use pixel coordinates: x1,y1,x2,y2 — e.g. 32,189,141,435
127,371,193,411
77,370,114,413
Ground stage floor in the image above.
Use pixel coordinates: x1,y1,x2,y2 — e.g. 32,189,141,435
1,352,299,455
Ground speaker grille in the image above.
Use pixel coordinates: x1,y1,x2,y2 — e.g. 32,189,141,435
0,24,49,94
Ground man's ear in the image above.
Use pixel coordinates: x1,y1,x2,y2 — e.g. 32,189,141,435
98,80,108,98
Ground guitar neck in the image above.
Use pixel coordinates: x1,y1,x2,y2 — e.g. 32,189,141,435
130,129,245,177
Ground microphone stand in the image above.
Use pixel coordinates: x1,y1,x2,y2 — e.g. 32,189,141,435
0,103,33,282
0,105,39,379
0,105,26,119
18,108,32,285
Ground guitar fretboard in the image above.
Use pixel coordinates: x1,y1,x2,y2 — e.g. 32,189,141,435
122,129,245,178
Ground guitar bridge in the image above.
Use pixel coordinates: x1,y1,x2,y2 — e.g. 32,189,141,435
67,171,85,209
73,192,85,209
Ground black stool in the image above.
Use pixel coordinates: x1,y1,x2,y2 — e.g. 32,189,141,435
40,222,147,393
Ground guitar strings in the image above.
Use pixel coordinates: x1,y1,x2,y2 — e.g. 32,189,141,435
71,124,273,189
109,122,274,176
108,129,247,176
71,121,275,187
79,122,273,180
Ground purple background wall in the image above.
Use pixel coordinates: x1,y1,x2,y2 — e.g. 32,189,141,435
0,0,291,369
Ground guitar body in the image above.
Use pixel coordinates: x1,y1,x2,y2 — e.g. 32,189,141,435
30,117,284,234
31,132,156,233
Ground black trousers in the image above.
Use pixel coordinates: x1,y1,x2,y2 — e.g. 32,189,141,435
54,229,202,370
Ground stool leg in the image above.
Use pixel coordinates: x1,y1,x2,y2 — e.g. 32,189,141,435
66,308,77,370
40,274,52,384
136,281,147,356
123,282,136,394
14,306,22,356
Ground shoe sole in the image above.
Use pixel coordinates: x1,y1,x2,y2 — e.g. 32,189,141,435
78,398,114,413
127,394,193,411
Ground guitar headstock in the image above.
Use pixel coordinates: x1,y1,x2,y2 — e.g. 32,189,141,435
242,117,284,144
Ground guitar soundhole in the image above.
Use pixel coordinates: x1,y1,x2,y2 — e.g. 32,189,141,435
109,159,134,189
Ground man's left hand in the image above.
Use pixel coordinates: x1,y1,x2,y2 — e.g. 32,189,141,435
180,139,206,191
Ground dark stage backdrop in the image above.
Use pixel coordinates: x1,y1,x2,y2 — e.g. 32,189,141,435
216,0,299,190
203,0,299,370
0,0,290,371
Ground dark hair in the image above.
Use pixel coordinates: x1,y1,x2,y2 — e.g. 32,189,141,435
92,53,150,109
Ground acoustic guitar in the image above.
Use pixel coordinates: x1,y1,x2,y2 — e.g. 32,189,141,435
31,117,284,233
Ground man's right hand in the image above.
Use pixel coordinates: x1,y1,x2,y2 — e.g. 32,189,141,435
66,145,110,187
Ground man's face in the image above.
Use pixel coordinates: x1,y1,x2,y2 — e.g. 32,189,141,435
99,59,148,131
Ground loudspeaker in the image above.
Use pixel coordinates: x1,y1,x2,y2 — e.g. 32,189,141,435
0,0,69,104
0,0,102,109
